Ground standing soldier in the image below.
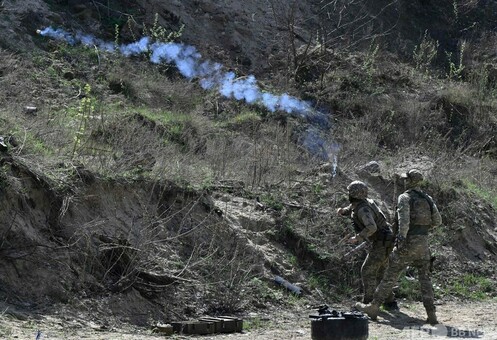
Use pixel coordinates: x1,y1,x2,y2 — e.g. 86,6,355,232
355,169,442,324
337,181,396,307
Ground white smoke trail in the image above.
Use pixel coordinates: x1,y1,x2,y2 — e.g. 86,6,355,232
38,27,316,116
332,154,338,177
38,26,338,163
329,142,340,178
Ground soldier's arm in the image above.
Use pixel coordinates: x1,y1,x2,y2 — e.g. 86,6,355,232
356,206,377,240
337,204,353,216
397,193,411,238
428,195,442,227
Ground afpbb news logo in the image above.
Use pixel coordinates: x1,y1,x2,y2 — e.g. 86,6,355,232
401,324,485,338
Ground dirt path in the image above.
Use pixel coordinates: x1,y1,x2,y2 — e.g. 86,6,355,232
1,301,496,339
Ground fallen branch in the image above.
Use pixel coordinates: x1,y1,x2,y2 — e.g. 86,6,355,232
136,270,194,285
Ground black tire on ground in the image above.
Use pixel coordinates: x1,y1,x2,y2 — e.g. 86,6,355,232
311,316,368,340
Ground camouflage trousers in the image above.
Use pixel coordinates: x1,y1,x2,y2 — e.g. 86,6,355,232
362,240,394,304
373,235,435,313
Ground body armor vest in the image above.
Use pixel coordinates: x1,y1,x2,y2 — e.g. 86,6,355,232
352,199,392,241
407,189,434,235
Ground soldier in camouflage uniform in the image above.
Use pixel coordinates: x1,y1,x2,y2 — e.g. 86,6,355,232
355,169,442,324
337,181,395,305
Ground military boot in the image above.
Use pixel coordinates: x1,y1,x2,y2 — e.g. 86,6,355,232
355,302,380,320
426,310,438,325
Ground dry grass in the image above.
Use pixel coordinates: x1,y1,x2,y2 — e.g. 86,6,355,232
2,7,497,321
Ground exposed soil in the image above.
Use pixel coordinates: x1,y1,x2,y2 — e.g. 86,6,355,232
2,300,497,339
2,1,497,340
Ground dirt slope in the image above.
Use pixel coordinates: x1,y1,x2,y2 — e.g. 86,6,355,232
1,0,497,338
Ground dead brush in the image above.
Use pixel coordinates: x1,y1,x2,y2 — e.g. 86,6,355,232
66,185,266,315
202,241,264,314
203,117,316,188
68,193,214,292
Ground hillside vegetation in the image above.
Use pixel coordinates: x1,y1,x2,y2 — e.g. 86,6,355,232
1,0,497,336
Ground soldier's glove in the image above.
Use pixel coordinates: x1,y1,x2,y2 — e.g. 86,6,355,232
337,207,350,216
395,235,406,250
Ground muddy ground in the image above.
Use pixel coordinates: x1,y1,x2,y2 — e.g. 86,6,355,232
2,300,496,339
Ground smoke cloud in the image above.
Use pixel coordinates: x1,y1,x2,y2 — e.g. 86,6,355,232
38,27,339,171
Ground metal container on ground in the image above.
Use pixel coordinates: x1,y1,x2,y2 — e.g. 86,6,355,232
309,305,368,340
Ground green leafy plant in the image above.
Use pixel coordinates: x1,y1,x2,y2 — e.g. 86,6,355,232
413,30,439,74
144,13,184,43
362,39,380,84
260,193,284,211
249,277,282,302
225,110,262,128
72,84,95,159
308,273,329,291
114,23,121,46
463,180,497,209
452,0,459,22
447,41,466,80
8,127,50,156
312,183,323,195
397,275,422,300
443,274,493,300
288,254,298,266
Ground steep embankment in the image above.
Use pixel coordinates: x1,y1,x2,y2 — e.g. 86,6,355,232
2,154,497,334
0,156,230,324
1,0,497,336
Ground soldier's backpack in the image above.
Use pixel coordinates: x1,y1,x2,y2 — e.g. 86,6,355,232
408,189,434,224
391,189,435,238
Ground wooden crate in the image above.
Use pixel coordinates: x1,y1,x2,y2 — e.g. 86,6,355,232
171,320,215,335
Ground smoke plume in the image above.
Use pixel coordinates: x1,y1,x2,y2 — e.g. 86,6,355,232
38,27,339,171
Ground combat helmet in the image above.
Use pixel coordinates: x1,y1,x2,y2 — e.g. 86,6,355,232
347,181,368,199
400,169,424,186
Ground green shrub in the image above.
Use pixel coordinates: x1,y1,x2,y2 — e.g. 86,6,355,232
397,275,422,300
72,84,95,159
463,180,497,209
443,274,493,300
446,40,466,80
413,30,439,74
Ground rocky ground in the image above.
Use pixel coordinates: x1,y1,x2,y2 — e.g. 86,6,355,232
2,300,497,339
